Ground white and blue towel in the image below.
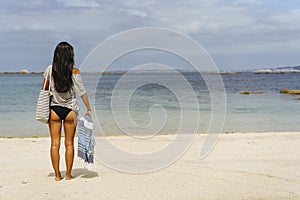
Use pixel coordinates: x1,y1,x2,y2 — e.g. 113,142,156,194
77,115,95,167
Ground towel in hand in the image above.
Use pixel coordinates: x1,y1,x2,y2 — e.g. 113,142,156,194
77,115,95,166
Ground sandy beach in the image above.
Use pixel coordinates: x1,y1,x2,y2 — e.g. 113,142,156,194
0,132,299,200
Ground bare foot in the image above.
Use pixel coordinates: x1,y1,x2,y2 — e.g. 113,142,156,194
55,176,63,181
65,175,74,180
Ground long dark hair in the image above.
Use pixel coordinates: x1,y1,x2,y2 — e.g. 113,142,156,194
52,42,74,92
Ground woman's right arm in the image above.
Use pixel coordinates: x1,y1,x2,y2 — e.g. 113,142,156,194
73,68,92,117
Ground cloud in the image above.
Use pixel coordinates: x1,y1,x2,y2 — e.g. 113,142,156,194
56,0,100,8
233,0,264,6
2,0,299,43
96,0,157,8
0,0,300,70
119,9,148,18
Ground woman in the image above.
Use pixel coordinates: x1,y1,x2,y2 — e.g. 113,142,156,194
42,42,91,181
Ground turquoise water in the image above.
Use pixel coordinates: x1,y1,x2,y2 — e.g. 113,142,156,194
0,72,300,137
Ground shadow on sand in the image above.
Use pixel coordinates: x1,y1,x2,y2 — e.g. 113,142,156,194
48,168,99,179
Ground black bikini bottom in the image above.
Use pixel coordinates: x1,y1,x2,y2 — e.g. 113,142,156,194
50,106,72,120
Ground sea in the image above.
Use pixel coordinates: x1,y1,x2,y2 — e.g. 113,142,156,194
0,71,300,137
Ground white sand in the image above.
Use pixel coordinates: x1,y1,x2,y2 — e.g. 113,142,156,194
0,132,299,199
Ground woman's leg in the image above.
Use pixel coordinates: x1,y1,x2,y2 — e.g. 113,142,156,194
63,111,76,180
48,109,63,181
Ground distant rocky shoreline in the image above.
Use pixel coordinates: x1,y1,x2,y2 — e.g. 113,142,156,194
0,71,43,74
0,69,43,74
0,71,44,74
0,71,126,75
1,65,300,75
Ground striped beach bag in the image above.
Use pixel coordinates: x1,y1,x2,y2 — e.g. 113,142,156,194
36,66,52,123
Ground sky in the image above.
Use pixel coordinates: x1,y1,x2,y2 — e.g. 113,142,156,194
0,0,300,71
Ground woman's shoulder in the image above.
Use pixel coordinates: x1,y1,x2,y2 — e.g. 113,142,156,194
44,65,52,79
72,67,80,74
45,65,52,72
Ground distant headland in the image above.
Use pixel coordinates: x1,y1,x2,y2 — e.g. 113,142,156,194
0,69,43,74
0,69,127,75
1,65,300,75
253,65,300,74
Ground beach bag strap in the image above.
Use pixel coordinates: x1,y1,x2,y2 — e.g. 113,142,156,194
42,66,52,91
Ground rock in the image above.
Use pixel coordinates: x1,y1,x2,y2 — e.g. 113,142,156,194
295,98,300,100
279,88,290,93
280,88,300,95
288,90,300,95
240,91,250,95
252,91,263,94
